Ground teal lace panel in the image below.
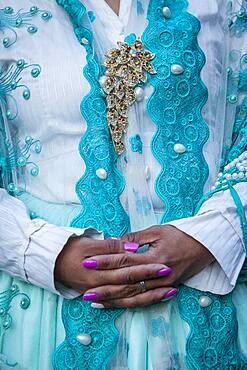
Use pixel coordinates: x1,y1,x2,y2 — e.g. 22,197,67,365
142,0,209,223
53,1,129,369
178,286,247,369
53,300,123,370
143,1,245,368
0,5,52,48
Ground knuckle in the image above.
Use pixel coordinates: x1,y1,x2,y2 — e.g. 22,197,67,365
100,289,112,300
125,269,136,284
125,232,136,243
107,240,118,254
118,254,131,267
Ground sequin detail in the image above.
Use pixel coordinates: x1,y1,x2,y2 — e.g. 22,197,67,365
0,5,52,48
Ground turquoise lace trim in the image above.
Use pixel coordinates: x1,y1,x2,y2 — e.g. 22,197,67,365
143,1,245,368
178,286,246,369
0,5,52,48
143,0,209,223
53,1,129,369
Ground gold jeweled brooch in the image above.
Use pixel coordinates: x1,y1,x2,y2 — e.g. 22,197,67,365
100,38,156,155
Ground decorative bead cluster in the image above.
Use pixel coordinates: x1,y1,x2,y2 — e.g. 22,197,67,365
0,59,41,120
0,136,42,195
212,150,247,190
0,284,30,333
226,1,247,37
0,5,52,48
100,38,156,155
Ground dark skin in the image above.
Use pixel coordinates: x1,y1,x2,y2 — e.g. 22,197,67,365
54,0,215,308
55,226,214,308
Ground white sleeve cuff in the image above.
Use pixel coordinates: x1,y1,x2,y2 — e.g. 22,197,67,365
168,210,246,295
24,224,103,297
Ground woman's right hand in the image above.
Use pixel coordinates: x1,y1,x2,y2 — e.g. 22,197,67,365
54,237,177,307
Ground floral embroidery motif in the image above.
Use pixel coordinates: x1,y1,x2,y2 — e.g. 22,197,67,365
130,134,143,153
0,59,41,120
101,38,156,155
0,5,52,48
0,284,30,332
0,135,42,195
226,0,247,37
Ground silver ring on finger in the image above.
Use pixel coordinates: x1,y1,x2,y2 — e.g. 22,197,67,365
139,280,147,293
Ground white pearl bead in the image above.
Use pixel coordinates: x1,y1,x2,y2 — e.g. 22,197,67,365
174,143,186,154
77,334,92,346
242,160,247,167
96,168,107,180
99,75,108,88
171,64,184,75
215,181,220,187
145,165,151,181
91,302,105,309
232,173,238,180
162,6,171,18
233,158,239,164
199,296,212,308
239,172,245,179
224,164,230,171
225,173,232,180
81,37,89,45
239,153,246,161
134,87,145,102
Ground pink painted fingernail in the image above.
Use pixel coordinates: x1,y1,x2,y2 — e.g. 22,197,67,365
124,242,139,252
83,292,97,301
106,237,122,240
164,289,178,299
157,267,173,277
83,260,97,269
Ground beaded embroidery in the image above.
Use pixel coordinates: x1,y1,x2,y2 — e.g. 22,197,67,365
0,134,42,194
0,59,41,120
0,5,52,48
227,0,247,37
0,60,42,193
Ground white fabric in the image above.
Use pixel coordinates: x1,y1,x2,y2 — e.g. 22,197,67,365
0,0,246,296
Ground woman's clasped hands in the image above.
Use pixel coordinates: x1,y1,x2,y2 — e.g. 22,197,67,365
55,225,214,308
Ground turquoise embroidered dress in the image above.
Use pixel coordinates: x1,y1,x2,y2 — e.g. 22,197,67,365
0,0,247,369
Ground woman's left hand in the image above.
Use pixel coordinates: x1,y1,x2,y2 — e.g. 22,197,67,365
83,225,215,308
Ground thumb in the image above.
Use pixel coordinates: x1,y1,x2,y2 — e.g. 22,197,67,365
122,226,159,246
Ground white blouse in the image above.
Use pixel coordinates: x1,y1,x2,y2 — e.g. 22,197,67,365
0,0,246,297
